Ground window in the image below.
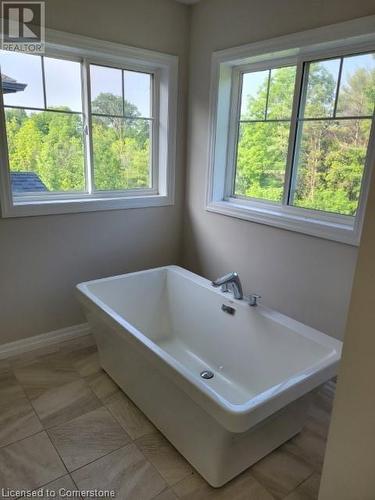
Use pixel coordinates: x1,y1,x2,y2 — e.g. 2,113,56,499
235,66,297,202
2,52,86,195
208,19,375,245
0,30,177,217
90,65,153,192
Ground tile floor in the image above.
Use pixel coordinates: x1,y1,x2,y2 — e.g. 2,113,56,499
0,335,336,499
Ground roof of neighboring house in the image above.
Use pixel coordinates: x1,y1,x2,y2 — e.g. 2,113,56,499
1,73,27,94
11,172,48,193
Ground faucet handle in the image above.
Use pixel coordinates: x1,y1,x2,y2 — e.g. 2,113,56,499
212,272,238,287
249,294,261,307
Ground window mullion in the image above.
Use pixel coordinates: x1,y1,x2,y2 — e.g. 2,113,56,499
121,69,125,117
264,70,271,120
41,56,47,109
225,69,242,198
332,58,343,118
282,60,305,206
150,72,159,191
81,59,94,195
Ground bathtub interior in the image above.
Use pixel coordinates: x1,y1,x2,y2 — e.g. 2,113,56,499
83,267,338,405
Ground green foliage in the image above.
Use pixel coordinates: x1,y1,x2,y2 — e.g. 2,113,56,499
236,122,289,202
5,93,150,193
236,67,296,202
236,60,375,215
92,116,150,191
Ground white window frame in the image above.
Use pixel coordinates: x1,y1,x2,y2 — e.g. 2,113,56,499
0,28,178,217
207,16,375,245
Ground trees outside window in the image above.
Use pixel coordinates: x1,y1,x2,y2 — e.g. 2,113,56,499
1,52,153,196
235,53,375,216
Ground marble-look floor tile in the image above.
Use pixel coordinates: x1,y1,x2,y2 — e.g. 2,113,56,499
284,473,321,500
305,392,333,441
34,475,77,500
282,428,327,472
0,368,43,447
251,447,314,499
310,383,335,416
0,393,42,448
31,378,101,428
304,413,331,441
14,354,80,400
106,391,155,439
0,365,24,401
8,345,61,369
0,431,66,493
0,360,11,379
49,406,130,471
70,345,101,379
172,470,274,500
88,371,120,403
136,432,194,486
152,489,178,500
72,443,167,500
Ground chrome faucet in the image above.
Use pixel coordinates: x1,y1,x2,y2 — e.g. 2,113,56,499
212,272,244,300
249,293,261,307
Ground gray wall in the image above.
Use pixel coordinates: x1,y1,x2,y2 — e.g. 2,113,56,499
182,0,375,339
0,0,190,344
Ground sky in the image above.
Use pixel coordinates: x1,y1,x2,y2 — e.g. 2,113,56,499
0,50,152,117
241,52,375,120
1,50,373,120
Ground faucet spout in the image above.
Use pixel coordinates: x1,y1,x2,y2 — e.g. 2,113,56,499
212,272,244,300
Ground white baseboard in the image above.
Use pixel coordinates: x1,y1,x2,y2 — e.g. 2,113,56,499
0,323,91,360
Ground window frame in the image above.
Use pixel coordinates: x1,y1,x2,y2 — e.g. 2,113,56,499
0,29,178,217
207,16,375,245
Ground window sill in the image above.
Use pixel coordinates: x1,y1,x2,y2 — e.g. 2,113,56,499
1,193,174,218
206,199,360,246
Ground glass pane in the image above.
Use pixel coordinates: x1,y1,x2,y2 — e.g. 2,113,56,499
90,64,122,116
234,121,290,202
5,108,85,194
92,116,151,190
44,57,82,112
123,70,151,118
240,70,269,120
267,66,297,119
303,59,340,118
1,50,44,108
291,119,371,215
336,53,375,117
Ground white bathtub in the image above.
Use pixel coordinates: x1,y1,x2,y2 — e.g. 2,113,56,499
77,265,341,487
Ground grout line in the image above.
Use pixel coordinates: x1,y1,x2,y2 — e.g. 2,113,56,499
0,380,44,450
26,472,72,497
66,440,133,475
131,440,173,491
7,353,86,477
68,440,137,476
69,473,80,491
21,407,70,478
11,341,104,432
0,428,44,451
281,471,317,499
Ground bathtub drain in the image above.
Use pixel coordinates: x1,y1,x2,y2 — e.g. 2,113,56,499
200,370,214,380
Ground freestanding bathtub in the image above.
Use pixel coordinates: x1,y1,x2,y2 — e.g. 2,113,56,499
77,265,342,487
